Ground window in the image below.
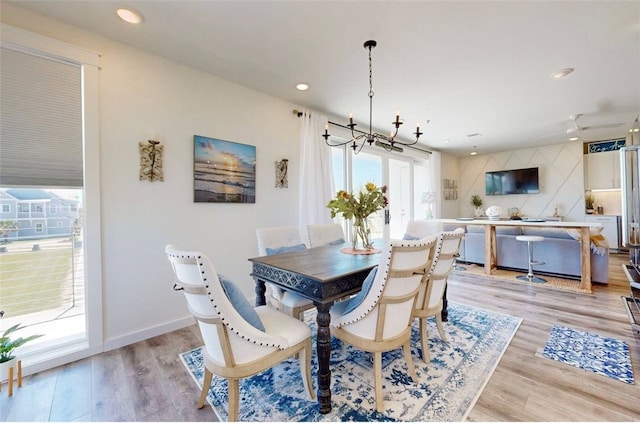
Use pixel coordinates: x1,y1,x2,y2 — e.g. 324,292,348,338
0,23,101,373
1,204,9,213
49,204,57,214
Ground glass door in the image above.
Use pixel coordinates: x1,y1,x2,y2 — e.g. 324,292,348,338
348,149,432,240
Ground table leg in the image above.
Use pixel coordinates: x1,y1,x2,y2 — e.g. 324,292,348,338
484,225,497,275
315,301,333,414
579,227,592,292
441,284,448,322
254,278,266,307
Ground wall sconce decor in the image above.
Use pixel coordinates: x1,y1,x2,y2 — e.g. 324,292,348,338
275,159,288,188
139,140,164,182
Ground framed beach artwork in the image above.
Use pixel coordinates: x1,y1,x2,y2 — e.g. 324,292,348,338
194,135,256,203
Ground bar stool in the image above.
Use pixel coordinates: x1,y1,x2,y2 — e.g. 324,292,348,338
515,235,546,283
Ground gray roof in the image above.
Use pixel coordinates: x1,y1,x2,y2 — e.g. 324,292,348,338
5,189,53,200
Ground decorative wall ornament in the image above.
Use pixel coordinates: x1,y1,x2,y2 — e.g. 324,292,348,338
193,135,256,203
275,159,288,188
139,140,164,182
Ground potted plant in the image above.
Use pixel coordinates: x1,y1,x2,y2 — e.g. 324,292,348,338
0,323,42,382
470,194,484,217
585,193,595,214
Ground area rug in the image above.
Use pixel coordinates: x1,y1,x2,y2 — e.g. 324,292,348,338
457,263,592,294
537,325,634,384
179,302,522,421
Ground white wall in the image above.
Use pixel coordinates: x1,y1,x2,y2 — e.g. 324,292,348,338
2,4,303,350
457,141,585,221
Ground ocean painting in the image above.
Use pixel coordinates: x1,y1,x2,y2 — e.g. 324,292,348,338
194,135,256,203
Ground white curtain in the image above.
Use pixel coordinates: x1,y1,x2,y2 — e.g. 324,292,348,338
298,110,334,236
429,150,442,218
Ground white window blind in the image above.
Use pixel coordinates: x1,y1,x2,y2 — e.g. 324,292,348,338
0,46,83,187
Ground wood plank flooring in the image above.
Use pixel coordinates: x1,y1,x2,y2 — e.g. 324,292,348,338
2,253,639,421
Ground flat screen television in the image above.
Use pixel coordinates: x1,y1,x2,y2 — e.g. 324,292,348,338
485,167,539,195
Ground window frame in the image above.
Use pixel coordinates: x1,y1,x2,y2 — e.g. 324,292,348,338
0,23,103,374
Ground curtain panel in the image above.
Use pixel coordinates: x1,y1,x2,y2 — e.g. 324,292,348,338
298,110,334,237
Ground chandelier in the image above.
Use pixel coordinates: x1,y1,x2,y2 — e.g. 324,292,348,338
322,40,423,154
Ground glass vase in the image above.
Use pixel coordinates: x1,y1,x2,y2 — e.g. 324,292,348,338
352,216,372,250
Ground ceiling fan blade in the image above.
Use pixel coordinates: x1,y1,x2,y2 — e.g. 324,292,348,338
581,122,625,130
537,130,566,140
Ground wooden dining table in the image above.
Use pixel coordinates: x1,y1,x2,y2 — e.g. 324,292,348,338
248,242,381,414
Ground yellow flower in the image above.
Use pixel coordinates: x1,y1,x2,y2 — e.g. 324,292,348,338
326,182,388,221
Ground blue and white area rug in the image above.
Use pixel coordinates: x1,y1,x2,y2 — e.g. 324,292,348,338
539,325,635,384
179,302,521,421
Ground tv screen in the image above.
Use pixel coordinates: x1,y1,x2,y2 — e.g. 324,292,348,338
485,167,539,195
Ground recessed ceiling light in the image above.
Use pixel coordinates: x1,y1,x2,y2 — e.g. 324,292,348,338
296,83,309,91
444,139,450,144
569,136,579,141
470,151,477,156
117,7,143,24
552,68,574,79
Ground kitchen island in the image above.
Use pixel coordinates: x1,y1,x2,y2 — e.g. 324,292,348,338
439,218,604,292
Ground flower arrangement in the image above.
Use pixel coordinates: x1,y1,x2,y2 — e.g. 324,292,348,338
327,182,388,250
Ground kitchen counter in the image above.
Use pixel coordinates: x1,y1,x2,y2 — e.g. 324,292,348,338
440,218,604,292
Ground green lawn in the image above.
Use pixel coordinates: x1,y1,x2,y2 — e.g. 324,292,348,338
0,249,74,317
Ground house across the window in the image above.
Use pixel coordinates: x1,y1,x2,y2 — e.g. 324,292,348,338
0,188,80,241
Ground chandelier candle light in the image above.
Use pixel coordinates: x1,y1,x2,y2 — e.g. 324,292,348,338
322,40,424,154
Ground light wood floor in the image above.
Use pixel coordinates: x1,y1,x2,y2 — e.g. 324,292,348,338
2,254,639,421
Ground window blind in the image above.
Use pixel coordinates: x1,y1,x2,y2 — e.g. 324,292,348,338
0,46,83,187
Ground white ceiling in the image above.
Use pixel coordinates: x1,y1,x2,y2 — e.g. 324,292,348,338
7,0,640,156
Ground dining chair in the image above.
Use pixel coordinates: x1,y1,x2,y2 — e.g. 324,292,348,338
256,226,315,320
413,228,465,363
307,223,346,248
329,237,437,412
402,219,443,240
165,244,315,421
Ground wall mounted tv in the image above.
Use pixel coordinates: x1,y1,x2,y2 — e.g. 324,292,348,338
485,167,539,195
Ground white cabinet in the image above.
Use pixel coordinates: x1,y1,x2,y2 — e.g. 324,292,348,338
585,214,621,251
584,151,621,190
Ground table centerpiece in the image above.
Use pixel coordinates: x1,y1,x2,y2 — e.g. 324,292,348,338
327,182,387,252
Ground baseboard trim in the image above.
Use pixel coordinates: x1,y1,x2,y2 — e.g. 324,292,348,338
103,315,195,352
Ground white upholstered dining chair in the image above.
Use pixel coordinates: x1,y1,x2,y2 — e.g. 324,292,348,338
165,244,315,421
307,223,346,248
403,219,444,240
329,237,437,412
413,228,465,363
255,226,315,320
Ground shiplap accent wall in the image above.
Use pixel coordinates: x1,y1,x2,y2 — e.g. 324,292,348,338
457,141,585,221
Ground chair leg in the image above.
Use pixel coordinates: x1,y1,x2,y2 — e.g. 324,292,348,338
228,378,240,422
402,340,418,381
419,317,430,363
197,368,213,409
299,339,316,400
374,351,384,412
435,314,447,342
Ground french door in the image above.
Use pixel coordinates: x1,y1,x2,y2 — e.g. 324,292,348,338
332,146,432,241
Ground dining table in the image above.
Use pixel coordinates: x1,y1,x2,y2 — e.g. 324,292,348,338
248,242,381,414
